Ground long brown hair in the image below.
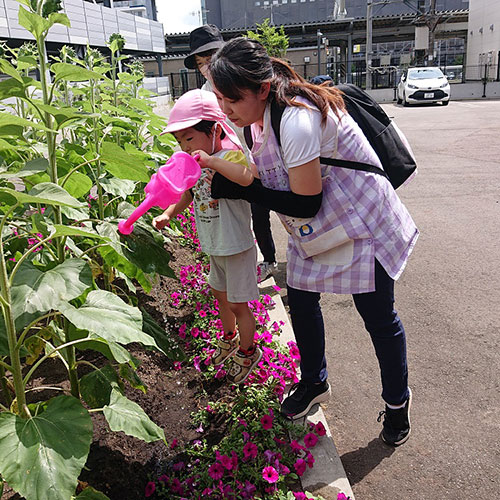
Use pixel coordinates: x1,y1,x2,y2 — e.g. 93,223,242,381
210,37,345,123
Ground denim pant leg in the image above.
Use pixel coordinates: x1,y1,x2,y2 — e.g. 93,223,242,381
287,285,328,384
352,260,409,406
251,203,276,264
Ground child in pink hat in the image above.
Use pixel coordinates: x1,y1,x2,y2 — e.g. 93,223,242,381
154,89,262,384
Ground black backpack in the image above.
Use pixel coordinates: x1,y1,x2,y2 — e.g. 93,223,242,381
243,83,417,190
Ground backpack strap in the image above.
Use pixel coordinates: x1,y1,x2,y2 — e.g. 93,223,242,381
319,157,389,181
247,95,390,182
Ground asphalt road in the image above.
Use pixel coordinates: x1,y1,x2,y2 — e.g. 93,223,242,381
269,100,500,499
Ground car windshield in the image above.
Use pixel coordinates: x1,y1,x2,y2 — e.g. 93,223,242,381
408,69,445,80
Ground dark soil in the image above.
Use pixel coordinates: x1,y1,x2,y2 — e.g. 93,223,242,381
1,240,233,500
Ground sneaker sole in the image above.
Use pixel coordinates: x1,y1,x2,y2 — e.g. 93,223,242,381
380,388,412,446
282,384,331,420
228,348,263,385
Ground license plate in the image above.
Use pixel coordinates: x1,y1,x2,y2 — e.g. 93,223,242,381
424,92,434,98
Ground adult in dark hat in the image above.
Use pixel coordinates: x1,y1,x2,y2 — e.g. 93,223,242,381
184,24,225,76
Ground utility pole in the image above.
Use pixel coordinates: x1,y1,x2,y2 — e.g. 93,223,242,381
317,29,323,75
366,0,373,90
427,0,438,65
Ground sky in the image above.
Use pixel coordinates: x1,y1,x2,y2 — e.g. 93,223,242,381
156,1,203,35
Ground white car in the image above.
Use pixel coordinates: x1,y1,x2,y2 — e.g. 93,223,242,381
397,67,451,106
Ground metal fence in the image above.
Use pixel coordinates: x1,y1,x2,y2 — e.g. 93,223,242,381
168,61,500,98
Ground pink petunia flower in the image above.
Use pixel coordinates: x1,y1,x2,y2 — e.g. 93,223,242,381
262,466,279,484
294,458,307,476
170,439,178,449
306,452,315,468
304,432,318,448
337,494,350,500
293,493,309,500
145,481,156,497
260,413,273,430
243,442,258,460
208,462,224,480
315,421,327,436
173,361,182,371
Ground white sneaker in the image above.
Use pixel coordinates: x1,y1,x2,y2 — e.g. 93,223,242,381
257,261,278,283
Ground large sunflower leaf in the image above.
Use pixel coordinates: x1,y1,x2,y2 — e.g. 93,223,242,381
0,396,92,500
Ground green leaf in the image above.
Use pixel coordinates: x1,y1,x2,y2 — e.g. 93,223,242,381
0,112,53,132
18,6,50,38
58,290,161,350
96,222,152,293
0,182,84,208
0,396,92,500
80,364,120,409
0,158,49,179
119,225,176,278
119,363,146,394
0,60,23,83
51,225,105,240
61,171,92,199
35,102,99,129
48,12,70,28
100,142,150,182
11,259,92,322
75,486,111,500
103,388,165,443
51,63,102,82
65,324,135,365
100,178,136,199
0,139,17,150
141,309,185,361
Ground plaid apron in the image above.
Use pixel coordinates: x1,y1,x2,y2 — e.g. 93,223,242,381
250,104,419,294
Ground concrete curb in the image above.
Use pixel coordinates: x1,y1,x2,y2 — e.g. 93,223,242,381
258,276,355,500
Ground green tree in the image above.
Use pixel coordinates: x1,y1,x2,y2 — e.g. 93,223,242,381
246,18,289,58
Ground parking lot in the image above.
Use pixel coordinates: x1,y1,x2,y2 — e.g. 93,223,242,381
270,99,500,499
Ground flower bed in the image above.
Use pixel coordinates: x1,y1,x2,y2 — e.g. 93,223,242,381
143,208,350,500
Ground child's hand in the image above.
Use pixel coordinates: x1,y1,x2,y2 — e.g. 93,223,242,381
152,213,170,230
192,150,212,169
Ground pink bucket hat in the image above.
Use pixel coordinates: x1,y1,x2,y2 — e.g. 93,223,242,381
162,89,241,151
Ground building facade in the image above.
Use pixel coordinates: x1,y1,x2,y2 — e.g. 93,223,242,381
206,0,469,29
466,0,500,80
0,0,165,55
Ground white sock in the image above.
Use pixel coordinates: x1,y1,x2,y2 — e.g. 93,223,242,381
387,401,406,410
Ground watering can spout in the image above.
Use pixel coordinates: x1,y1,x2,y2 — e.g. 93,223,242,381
117,152,201,235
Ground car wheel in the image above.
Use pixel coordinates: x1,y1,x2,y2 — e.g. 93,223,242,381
397,94,402,105
442,100,449,106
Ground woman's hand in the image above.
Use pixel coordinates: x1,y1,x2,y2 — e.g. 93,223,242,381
192,150,212,169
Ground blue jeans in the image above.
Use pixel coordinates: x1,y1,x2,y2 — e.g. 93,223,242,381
251,203,276,264
287,260,409,406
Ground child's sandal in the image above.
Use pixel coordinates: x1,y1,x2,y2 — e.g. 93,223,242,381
212,333,239,365
227,345,263,384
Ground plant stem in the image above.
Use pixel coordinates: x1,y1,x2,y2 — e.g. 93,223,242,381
22,337,107,387
0,203,28,418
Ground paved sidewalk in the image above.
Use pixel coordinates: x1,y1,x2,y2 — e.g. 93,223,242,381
258,275,354,500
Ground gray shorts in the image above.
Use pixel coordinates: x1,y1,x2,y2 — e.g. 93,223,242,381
208,245,259,303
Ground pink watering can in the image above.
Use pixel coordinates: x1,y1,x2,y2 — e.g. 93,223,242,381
118,151,201,235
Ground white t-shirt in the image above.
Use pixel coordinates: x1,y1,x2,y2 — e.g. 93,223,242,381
192,149,254,256
279,96,338,168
